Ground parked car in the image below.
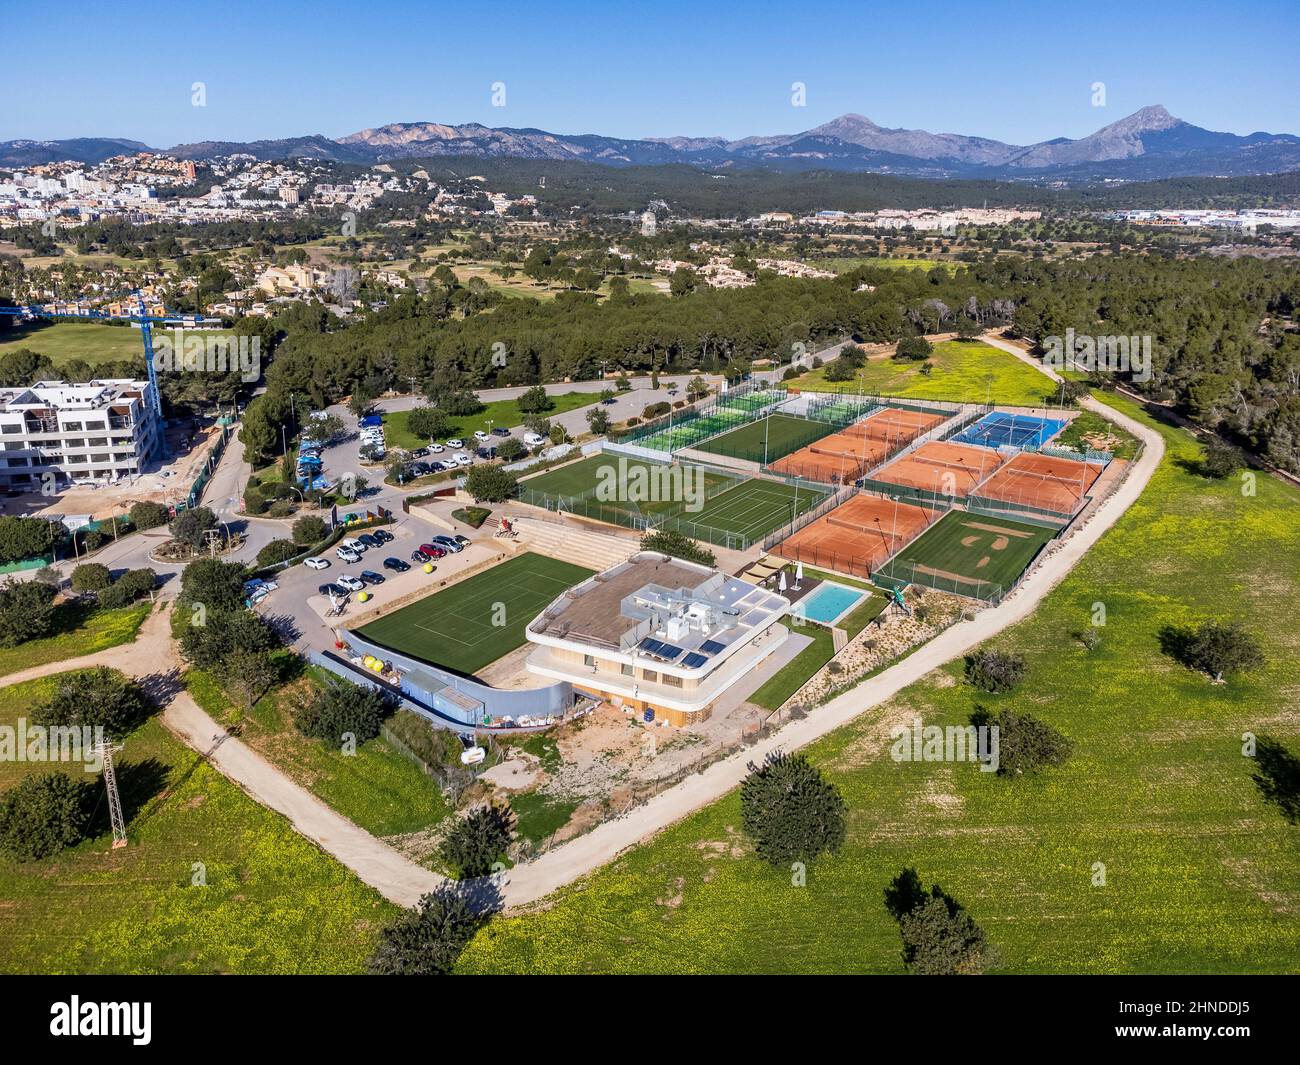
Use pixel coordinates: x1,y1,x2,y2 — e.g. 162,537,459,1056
372,529,394,544
382,557,410,572
339,537,367,553
491,426,510,437
452,452,472,467
337,575,366,592
446,438,464,449
452,535,470,546
523,432,547,447
429,443,445,453
305,557,330,570
475,446,496,459
336,546,361,563
410,447,429,458
358,533,381,549
411,549,431,563
431,535,463,553
359,570,386,585
473,429,490,441
601,397,617,405
418,543,447,559
318,582,348,598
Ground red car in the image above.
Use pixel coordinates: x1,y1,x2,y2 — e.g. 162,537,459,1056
418,543,447,559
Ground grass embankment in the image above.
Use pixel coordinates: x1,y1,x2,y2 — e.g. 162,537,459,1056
0,602,150,678
796,340,1055,407
382,392,600,450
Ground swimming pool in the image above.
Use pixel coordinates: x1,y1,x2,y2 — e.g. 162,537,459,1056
796,581,866,625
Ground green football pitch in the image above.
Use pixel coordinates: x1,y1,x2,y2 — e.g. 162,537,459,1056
355,552,593,674
665,477,829,545
695,413,837,463
874,510,1055,599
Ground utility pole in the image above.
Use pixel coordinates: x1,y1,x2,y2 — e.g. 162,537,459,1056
95,741,128,849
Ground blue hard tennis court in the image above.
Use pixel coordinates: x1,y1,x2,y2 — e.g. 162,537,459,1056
952,412,1066,450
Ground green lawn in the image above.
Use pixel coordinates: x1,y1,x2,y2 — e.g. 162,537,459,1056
383,392,601,449
186,664,450,838
874,510,1056,600
0,601,151,678
0,320,235,369
796,340,1054,406
694,413,836,463
1053,407,1140,460
357,552,593,674
458,394,1300,974
0,673,395,973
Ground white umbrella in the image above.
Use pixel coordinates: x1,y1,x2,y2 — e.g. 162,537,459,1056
778,570,788,593
794,561,804,589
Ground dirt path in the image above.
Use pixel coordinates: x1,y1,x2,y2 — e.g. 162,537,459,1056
0,604,179,689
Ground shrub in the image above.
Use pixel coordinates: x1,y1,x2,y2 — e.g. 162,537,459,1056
170,506,218,550
823,358,855,382
292,680,394,745
895,336,933,361
1201,439,1246,479
1182,620,1264,682
885,867,999,975
495,438,525,462
639,529,715,567
516,385,553,414
128,501,170,530
641,401,670,420
71,562,113,594
0,772,93,861
367,887,488,975
0,515,61,564
34,668,150,737
971,707,1074,777
407,406,452,441
267,499,295,519
439,805,515,879
116,568,157,600
292,515,328,546
0,579,58,648
180,610,279,672
257,539,300,567
964,650,1026,693
464,465,518,503
740,752,847,867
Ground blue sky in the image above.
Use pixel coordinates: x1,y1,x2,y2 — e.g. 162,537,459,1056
5,0,1297,147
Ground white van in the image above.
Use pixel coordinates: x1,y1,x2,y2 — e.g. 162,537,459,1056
523,432,547,447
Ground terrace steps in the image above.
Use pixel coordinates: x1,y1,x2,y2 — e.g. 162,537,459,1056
508,516,638,571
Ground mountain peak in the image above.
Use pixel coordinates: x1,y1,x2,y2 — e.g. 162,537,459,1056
1106,105,1180,134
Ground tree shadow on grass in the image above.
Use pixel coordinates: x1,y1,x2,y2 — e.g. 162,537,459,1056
87,756,170,837
1252,736,1300,825
1157,624,1195,667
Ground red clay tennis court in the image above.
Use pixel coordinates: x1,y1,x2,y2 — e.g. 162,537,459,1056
971,451,1105,514
845,407,947,443
769,429,891,484
776,492,941,579
871,440,1005,499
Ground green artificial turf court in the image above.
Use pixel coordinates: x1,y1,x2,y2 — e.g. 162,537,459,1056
356,553,593,674
695,412,838,463
874,509,1056,599
519,453,735,522
666,477,829,547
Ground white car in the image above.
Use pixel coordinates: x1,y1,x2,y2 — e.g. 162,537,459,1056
339,537,367,552
338,575,366,593
336,546,361,563
305,557,330,570
446,438,464,449
429,443,445,454
453,452,472,466
523,432,547,447
473,429,489,441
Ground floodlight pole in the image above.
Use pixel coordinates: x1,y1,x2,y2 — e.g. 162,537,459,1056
94,741,128,848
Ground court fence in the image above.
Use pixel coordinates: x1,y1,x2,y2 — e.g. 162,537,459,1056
760,482,855,551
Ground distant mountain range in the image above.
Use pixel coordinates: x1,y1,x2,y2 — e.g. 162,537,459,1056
4,106,1299,181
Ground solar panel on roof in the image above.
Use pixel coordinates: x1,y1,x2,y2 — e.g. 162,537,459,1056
640,638,665,655
700,639,726,655
681,652,709,669
658,644,685,661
